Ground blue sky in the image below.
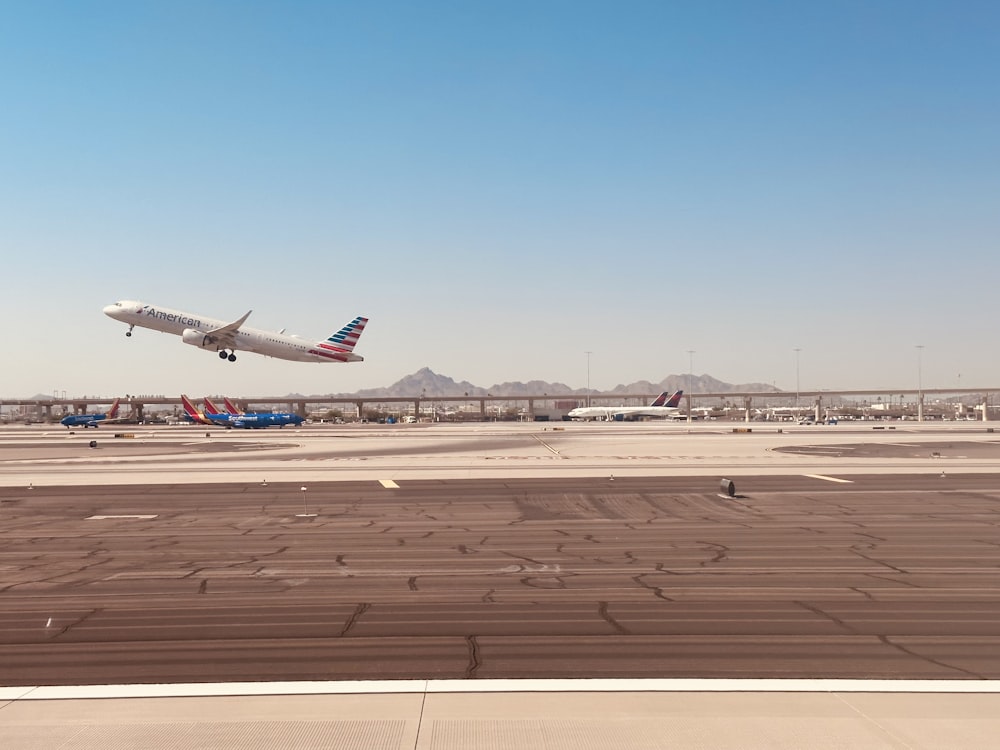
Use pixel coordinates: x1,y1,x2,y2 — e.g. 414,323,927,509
2,1,997,398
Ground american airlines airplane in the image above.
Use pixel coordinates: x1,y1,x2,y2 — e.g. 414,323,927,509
104,300,367,364
567,390,684,421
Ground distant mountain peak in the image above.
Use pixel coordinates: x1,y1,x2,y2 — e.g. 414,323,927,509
321,370,779,399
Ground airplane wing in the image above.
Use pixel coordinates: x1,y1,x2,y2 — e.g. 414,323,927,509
204,311,252,350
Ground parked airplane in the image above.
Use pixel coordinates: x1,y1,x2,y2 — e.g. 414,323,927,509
180,395,213,425
211,411,304,429
181,394,303,429
567,390,684,421
61,398,123,428
202,397,227,417
104,301,368,364
186,397,239,422
222,397,242,415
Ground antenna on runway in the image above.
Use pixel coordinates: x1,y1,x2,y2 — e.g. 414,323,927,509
296,485,316,517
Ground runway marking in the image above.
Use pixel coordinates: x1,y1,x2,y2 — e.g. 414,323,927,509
883,442,921,447
4,678,1000,701
379,479,400,488
802,474,853,483
86,514,158,520
532,435,562,455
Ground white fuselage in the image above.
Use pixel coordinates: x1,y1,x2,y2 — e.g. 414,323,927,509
103,300,363,364
567,405,681,420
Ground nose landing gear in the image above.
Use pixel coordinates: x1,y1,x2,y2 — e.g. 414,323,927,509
126,325,134,337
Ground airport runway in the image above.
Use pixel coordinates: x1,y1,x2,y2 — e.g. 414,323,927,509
3,420,1000,486
2,456,999,685
3,422,1000,749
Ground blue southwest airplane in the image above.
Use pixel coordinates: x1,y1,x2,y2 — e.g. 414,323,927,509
181,395,304,429
61,398,124,428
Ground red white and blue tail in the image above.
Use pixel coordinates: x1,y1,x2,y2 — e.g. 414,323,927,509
326,316,367,351
664,390,684,408
311,316,368,362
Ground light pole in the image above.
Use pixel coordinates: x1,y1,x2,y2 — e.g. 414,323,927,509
794,347,801,414
915,345,924,422
585,351,592,407
686,350,695,423
915,345,924,391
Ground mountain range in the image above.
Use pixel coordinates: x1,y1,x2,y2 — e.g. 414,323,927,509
315,368,782,399
26,370,780,403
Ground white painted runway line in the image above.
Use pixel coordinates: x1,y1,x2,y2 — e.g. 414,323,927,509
379,479,400,488
4,678,1000,701
802,474,854,483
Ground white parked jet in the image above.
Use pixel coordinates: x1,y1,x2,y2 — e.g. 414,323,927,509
567,390,684,421
104,300,367,364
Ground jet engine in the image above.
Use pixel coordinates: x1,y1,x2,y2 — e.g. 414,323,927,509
181,328,217,349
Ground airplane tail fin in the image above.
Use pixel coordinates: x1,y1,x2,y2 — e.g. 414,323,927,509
665,390,684,408
107,398,121,419
324,316,368,352
223,397,242,415
203,398,223,416
649,392,670,407
180,395,203,422
312,316,368,362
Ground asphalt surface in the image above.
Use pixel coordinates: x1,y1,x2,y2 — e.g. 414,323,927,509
3,472,999,686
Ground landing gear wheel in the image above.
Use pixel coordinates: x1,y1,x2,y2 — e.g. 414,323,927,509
219,351,228,359
228,353,237,362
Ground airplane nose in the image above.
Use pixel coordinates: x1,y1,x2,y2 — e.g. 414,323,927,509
103,304,123,318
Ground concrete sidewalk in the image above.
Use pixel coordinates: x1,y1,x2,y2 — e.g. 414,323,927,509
3,679,999,749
